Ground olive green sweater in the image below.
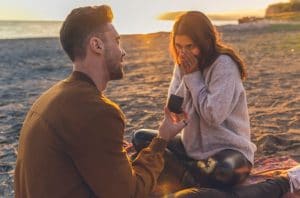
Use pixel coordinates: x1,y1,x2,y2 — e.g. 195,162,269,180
15,71,167,198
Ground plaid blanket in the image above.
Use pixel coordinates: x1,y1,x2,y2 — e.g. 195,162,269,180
245,156,299,198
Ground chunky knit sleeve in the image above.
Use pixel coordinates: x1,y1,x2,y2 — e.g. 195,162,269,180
183,56,242,126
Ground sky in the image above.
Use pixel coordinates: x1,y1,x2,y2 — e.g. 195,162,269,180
0,0,289,34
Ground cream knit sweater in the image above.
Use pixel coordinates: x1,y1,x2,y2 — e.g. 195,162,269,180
168,55,257,164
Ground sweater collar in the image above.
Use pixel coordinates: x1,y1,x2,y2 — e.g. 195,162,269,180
67,71,97,88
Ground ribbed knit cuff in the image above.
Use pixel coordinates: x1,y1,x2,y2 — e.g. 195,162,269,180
148,136,168,153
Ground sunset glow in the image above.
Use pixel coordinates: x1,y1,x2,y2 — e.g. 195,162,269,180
0,0,290,34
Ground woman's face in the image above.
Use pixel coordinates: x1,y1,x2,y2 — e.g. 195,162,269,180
174,35,201,64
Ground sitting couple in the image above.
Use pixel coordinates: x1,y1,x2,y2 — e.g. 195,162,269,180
14,5,298,198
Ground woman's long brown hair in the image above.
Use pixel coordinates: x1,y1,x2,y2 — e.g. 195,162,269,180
170,11,247,80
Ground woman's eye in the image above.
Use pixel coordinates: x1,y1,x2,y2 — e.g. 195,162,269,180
186,44,194,50
175,44,181,49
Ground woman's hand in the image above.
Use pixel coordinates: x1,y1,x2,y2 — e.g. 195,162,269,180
179,50,199,74
158,107,189,141
170,112,188,123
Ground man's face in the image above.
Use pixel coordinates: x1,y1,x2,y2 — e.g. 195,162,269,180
102,24,126,80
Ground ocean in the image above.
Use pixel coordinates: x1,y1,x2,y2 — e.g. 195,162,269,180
0,21,62,40
0,20,237,39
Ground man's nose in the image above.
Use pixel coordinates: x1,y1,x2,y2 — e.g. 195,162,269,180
121,48,126,57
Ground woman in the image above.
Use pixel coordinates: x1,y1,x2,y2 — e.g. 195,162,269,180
133,10,255,187
132,11,294,197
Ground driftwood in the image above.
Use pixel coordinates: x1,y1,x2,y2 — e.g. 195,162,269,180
238,16,264,24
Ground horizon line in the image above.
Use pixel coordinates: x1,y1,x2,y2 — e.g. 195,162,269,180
0,19,63,22
0,9,264,22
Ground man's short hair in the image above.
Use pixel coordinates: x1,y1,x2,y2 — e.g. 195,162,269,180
60,5,113,61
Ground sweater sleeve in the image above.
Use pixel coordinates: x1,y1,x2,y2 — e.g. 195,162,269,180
167,65,182,97
66,103,167,198
183,57,241,126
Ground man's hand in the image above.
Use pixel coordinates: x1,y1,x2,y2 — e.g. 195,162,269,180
158,107,189,141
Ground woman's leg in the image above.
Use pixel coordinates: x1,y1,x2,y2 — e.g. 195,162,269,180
132,131,250,187
166,187,232,198
132,130,252,188
132,129,189,160
192,149,252,188
232,177,290,198
131,129,158,152
166,177,290,198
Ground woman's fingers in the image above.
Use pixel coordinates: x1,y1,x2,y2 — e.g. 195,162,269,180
183,53,193,66
185,52,197,65
181,50,198,73
174,117,190,131
170,112,179,123
183,112,188,120
179,53,190,74
164,107,188,123
159,107,190,141
164,106,174,122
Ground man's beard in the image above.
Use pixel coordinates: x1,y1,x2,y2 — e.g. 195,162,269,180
105,53,124,80
109,65,123,80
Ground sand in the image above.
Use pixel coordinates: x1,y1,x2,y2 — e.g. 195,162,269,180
0,22,299,197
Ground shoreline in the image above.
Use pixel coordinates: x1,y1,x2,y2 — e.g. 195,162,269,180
1,20,300,40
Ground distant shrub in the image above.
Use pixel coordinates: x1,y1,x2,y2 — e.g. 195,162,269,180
290,0,300,3
265,11,300,21
266,2,300,16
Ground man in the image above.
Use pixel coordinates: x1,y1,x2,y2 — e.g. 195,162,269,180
14,5,187,198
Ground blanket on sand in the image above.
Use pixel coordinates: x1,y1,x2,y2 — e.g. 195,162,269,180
124,141,299,197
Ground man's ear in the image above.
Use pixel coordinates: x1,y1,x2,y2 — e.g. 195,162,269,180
89,36,104,54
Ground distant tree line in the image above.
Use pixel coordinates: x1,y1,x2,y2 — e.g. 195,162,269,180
266,1,300,16
290,0,300,3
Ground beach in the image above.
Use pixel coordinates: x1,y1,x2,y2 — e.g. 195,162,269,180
0,22,300,197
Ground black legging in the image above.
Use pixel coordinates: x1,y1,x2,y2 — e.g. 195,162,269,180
166,177,289,198
132,129,252,188
132,129,290,198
